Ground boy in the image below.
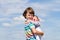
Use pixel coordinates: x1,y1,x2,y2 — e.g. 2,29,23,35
23,7,44,40
25,16,43,40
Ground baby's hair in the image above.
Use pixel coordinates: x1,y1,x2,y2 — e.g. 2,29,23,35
34,15,40,21
23,7,35,18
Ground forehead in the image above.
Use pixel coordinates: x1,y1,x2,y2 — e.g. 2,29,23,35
26,12,33,15
34,16,37,18
33,16,38,19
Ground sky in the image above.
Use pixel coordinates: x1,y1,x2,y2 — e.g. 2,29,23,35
0,0,60,40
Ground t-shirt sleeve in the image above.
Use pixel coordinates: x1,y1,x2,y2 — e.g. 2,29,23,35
29,22,35,29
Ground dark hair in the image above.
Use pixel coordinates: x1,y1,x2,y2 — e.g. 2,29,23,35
34,15,39,21
23,7,35,18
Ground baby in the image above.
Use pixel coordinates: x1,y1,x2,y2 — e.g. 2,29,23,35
33,16,43,40
25,16,43,40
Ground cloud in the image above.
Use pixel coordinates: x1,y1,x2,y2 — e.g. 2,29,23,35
0,0,29,4
0,0,60,27
0,27,25,40
12,15,26,24
50,8,60,11
0,18,11,21
0,0,29,16
13,15,25,21
0,0,60,40
30,0,60,12
40,18,45,22
2,23,11,27
1,15,25,27
47,18,60,27
0,0,60,17
9,31,25,39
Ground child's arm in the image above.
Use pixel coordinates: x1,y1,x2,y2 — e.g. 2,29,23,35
25,20,33,37
26,33,33,38
31,27,44,36
30,23,44,36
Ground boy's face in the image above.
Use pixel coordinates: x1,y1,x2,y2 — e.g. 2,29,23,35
26,12,33,20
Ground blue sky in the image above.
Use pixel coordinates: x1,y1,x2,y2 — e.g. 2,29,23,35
0,0,60,40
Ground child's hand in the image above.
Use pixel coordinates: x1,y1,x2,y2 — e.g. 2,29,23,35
40,32,44,36
26,33,33,38
26,34,31,38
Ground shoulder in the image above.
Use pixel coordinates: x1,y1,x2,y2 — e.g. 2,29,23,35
25,20,30,24
29,22,35,28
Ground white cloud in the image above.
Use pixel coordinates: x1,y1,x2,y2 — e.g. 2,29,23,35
13,15,26,24
39,13,47,17
47,18,60,27
54,0,60,4
0,27,25,40
51,8,60,11
0,0,29,16
0,18,11,21
0,0,60,40
9,31,25,39
40,18,45,22
0,0,29,4
0,15,26,27
0,0,60,17
13,15,25,21
30,0,60,12
2,23,11,27
0,0,60,27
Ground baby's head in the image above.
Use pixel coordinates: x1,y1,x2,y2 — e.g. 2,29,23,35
33,16,39,21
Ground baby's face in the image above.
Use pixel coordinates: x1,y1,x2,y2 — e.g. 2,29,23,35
33,16,39,21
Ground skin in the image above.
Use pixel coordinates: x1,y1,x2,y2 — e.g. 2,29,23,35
25,12,44,36
26,12,33,20
33,16,39,21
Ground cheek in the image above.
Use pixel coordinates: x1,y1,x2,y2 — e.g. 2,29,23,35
30,16,33,18
29,16,33,19
26,15,28,19
26,15,30,19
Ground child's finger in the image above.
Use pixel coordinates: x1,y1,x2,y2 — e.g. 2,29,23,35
28,33,33,36
26,34,31,38
27,32,33,36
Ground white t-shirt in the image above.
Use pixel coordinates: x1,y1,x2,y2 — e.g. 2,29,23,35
36,27,42,40
31,21,43,40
